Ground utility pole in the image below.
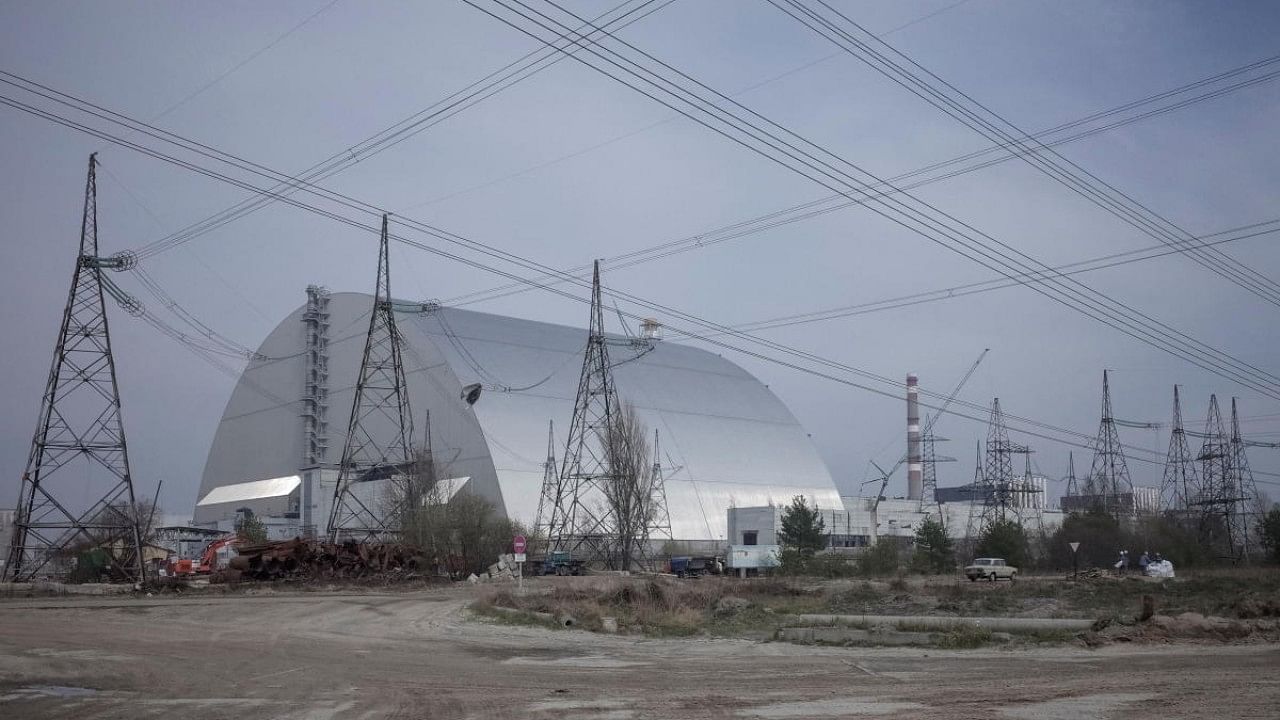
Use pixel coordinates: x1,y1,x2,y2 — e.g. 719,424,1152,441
5,155,146,583
327,214,415,543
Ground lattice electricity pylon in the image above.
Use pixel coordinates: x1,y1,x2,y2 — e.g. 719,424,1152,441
533,418,558,550
1193,395,1238,559
1160,386,1198,512
1227,398,1262,560
4,154,145,583
966,399,1030,537
327,214,415,543
920,431,953,524
1082,370,1136,515
541,261,669,570
638,428,674,564
542,261,622,566
963,441,984,540
1063,452,1079,500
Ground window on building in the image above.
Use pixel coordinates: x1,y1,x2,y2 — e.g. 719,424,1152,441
743,531,758,546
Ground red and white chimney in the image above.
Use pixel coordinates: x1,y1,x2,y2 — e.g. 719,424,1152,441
907,373,923,501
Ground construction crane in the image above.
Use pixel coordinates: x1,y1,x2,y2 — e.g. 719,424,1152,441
868,349,989,513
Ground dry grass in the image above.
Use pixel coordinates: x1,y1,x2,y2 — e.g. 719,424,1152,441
472,576,823,636
470,567,1280,639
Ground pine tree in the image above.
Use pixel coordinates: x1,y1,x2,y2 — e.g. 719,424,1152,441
912,516,955,574
778,495,826,554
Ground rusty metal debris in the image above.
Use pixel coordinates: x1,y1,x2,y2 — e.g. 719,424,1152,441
214,539,424,583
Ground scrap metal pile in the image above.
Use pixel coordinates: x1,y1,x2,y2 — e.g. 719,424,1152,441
218,539,425,583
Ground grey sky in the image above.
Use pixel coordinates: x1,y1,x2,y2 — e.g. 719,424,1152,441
2,0,1278,517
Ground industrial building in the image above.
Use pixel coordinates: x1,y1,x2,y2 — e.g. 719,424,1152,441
193,289,842,542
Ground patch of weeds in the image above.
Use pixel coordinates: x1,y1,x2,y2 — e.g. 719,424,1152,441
978,592,1015,614
932,625,993,649
826,581,886,613
468,602,562,630
1019,629,1077,645
642,606,706,637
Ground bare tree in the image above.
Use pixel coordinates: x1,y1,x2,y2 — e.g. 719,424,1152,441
598,401,660,570
391,448,520,577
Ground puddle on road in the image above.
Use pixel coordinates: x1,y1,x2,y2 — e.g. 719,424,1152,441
0,685,99,702
740,697,925,718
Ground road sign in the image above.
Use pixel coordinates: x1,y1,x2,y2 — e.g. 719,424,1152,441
512,535,528,593
1068,542,1080,553
513,553,527,563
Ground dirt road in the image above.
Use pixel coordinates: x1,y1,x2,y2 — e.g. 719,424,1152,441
2,585,1277,719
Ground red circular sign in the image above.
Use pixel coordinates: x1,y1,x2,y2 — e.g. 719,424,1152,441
513,535,527,553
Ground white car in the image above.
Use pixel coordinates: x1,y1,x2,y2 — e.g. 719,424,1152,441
964,557,1017,582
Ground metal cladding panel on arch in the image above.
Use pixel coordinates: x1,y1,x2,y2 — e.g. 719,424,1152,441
195,292,840,540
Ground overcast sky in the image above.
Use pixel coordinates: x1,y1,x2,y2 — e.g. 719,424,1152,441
2,0,1279,517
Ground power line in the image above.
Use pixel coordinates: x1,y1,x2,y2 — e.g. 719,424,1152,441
0,69,1270,466
769,0,1280,306
443,56,1280,308
464,0,1280,399
399,0,977,214
127,0,671,261
693,219,1280,337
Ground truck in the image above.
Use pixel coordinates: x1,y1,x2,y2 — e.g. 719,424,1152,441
667,556,706,578
541,550,586,576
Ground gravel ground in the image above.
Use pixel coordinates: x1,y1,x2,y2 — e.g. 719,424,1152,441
1,582,1277,719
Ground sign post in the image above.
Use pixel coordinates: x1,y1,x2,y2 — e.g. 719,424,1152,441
1068,542,1080,580
513,535,527,592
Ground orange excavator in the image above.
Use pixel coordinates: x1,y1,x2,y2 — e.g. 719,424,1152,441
168,535,237,576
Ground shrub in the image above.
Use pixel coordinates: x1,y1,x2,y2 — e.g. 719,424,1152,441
858,540,900,576
911,516,955,574
975,519,1029,570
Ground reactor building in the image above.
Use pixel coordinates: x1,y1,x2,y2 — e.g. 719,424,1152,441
192,288,842,542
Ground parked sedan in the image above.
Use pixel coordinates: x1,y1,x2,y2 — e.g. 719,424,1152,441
964,557,1018,582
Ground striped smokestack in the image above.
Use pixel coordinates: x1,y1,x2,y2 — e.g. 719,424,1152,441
907,373,923,501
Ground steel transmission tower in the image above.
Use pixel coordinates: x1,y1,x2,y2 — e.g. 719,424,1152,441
644,428,674,558
1194,395,1236,559
966,399,1030,537
5,155,146,583
920,431,953,523
327,214,415,543
533,419,557,549
1227,398,1261,560
1082,370,1135,514
539,261,668,569
1063,452,1079,500
1160,386,1198,512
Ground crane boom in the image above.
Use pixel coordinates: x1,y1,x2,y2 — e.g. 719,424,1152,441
871,349,989,512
